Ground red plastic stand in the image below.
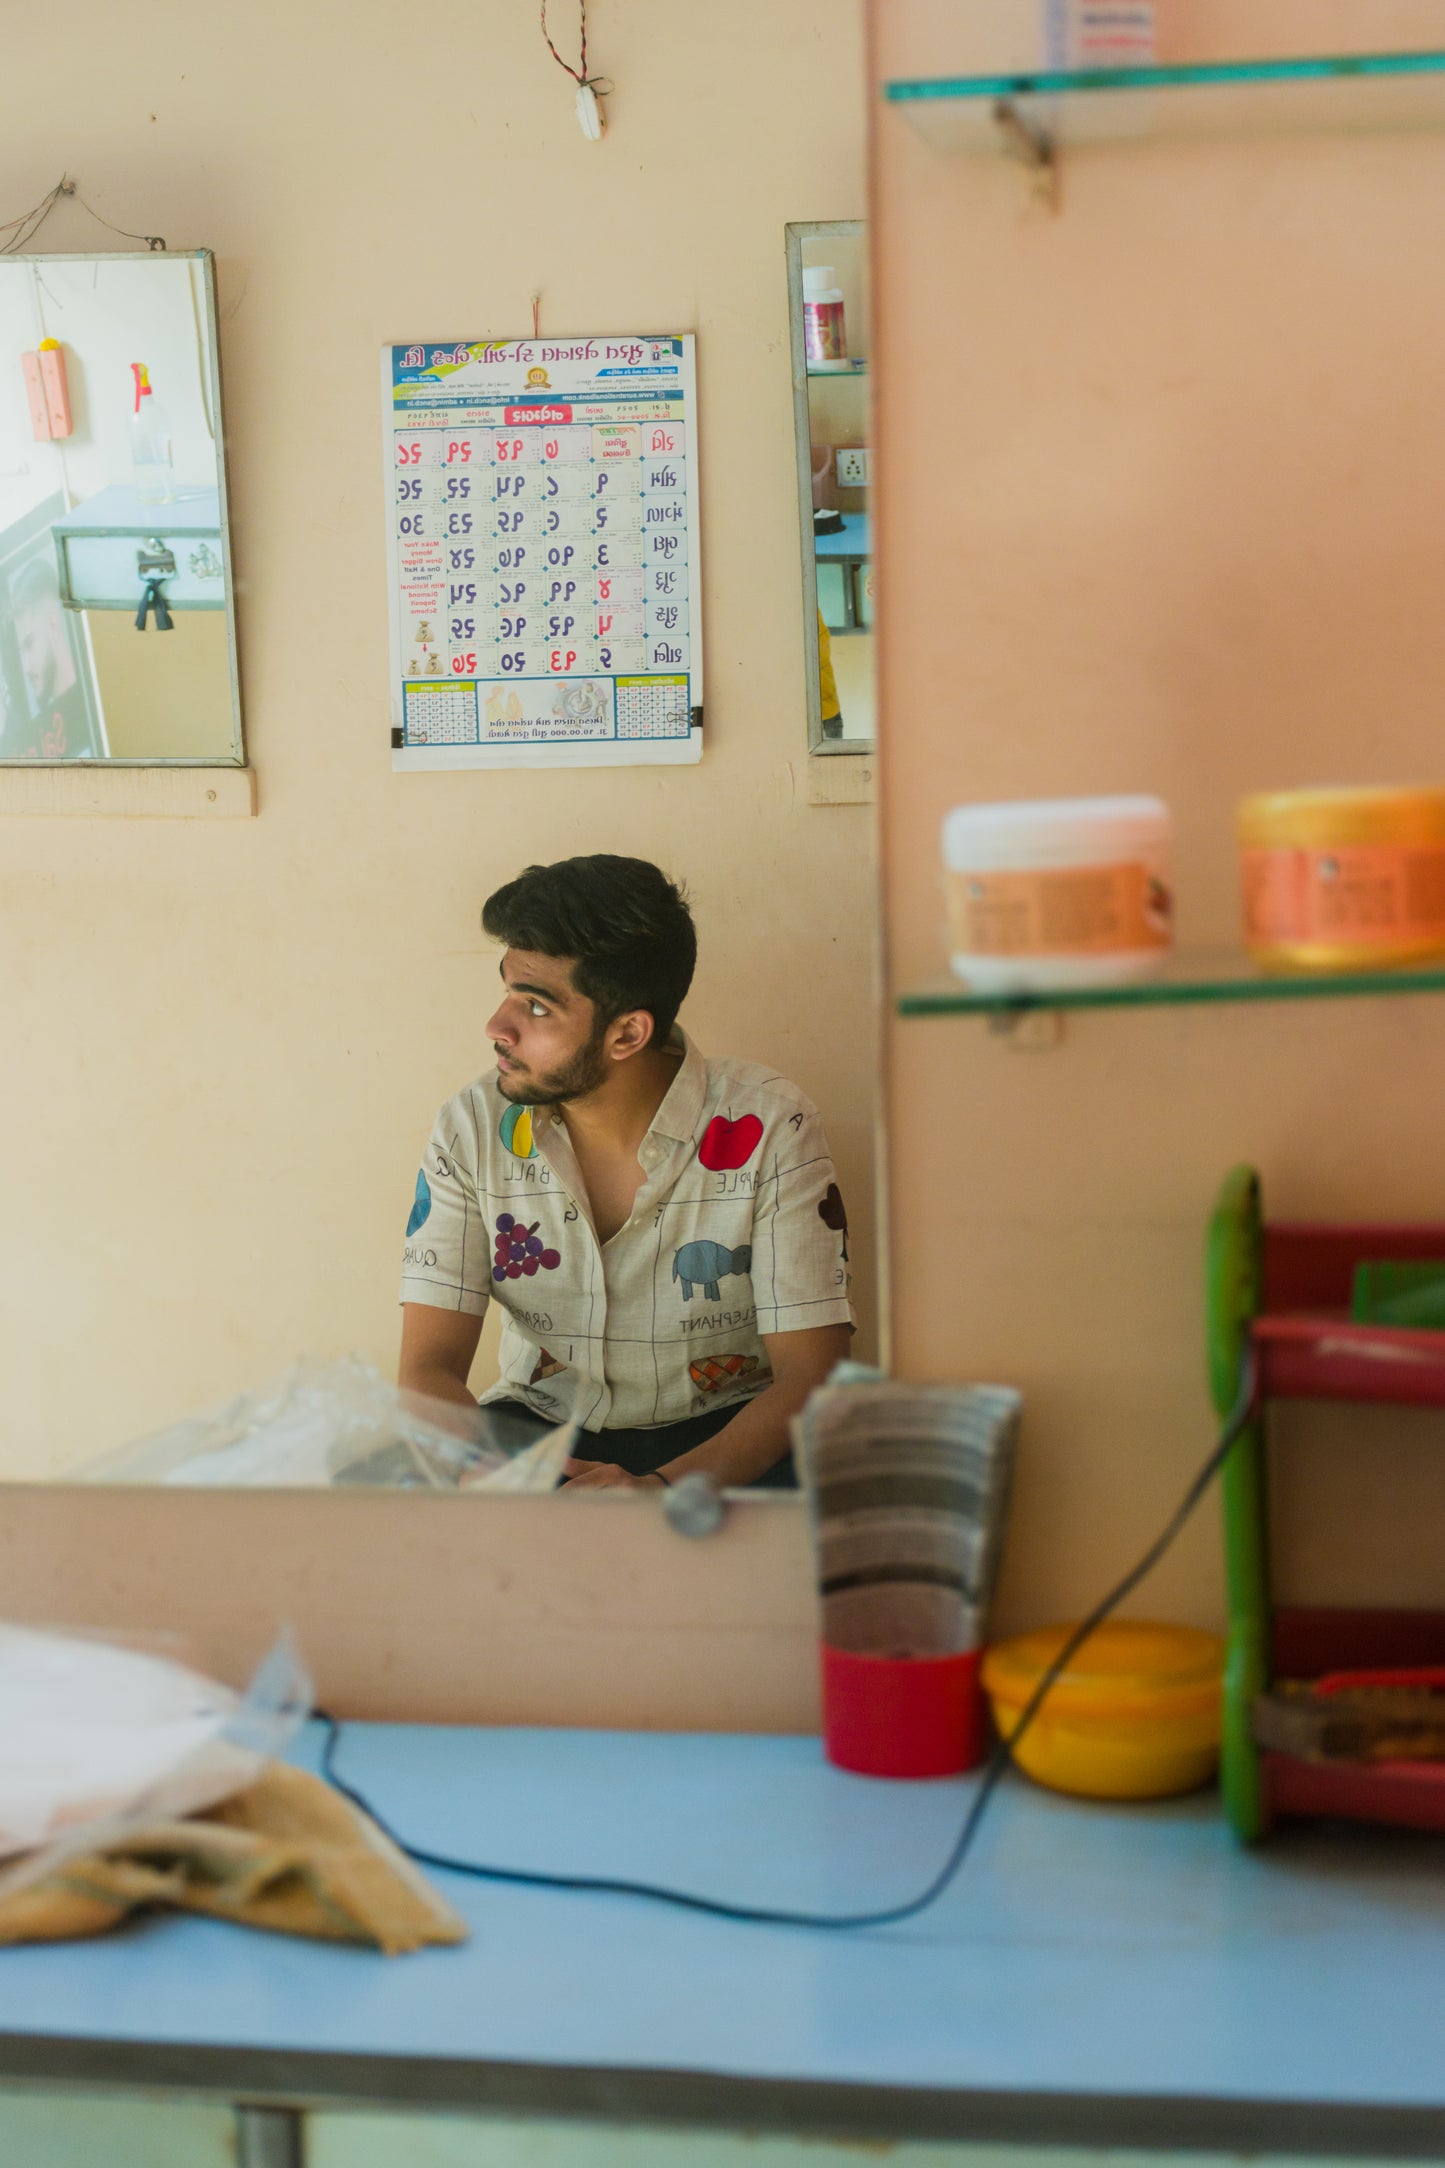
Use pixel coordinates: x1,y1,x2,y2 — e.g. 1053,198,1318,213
1262,1750,1445,1834
820,1644,986,1778
1250,1233,1445,1830
1256,1220,1445,1405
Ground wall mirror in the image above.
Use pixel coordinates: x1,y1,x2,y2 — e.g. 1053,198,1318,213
787,221,873,756
0,250,242,763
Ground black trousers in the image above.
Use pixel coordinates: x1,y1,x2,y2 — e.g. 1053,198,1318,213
482,1397,797,1489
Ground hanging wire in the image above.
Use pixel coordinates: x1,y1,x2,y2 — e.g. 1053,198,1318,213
539,0,609,101
318,1355,1260,1935
540,0,588,84
71,183,166,251
0,176,165,256
0,179,70,256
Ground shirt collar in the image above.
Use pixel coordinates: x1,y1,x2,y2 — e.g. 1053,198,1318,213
649,1025,707,1144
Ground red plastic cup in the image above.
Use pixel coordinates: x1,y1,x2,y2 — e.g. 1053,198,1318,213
821,1643,987,1778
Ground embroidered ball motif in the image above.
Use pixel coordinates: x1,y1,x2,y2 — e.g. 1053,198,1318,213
499,1104,537,1160
493,1213,561,1283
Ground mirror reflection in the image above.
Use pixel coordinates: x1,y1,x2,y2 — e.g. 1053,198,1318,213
788,221,873,752
396,855,856,1492
47,228,874,1497
0,251,241,763
81,856,860,1496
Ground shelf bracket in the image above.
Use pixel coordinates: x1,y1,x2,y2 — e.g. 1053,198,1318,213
992,97,1060,211
987,1006,1064,1051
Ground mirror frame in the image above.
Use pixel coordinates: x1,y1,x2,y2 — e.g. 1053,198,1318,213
0,248,245,769
786,219,873,761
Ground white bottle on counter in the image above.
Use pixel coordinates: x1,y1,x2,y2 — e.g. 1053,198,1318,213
130,362,176,505
802,268,848,369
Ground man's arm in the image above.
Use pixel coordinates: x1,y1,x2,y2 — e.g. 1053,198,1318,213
563,1322,851,1490
398,1304,485,1432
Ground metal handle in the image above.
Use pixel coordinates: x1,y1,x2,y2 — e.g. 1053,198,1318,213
136,536,177,578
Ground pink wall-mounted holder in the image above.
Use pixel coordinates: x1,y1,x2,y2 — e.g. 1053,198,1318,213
22,341,73,440
21,351,50,439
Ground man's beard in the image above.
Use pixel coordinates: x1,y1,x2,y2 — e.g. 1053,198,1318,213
495,1022,610,1107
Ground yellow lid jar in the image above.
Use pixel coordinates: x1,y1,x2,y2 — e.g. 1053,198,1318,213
1239,786,1445,972
982,1620,1224,1800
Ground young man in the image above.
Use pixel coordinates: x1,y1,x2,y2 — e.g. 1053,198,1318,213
399,855,854,1489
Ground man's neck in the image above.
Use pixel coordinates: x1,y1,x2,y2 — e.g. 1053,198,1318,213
559,1041,681,1158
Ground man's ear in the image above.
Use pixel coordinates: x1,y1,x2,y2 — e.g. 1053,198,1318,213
606,1008,656,1062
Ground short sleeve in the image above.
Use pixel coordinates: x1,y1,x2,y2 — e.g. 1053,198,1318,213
748,1103,856,1336
399,1095,492,1317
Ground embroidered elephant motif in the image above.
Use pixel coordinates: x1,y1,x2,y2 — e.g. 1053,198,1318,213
672,1240,753,1303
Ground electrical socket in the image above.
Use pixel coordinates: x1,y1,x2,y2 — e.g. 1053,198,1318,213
836,446,870,488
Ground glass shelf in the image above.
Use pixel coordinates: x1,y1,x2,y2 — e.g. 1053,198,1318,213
898,951,1445,1018
883,50,1445,155
807,362,868,377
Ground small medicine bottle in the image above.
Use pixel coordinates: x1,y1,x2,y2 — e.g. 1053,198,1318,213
802,268,847,366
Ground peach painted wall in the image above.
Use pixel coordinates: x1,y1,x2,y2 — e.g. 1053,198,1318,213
0,0,875,1477
872,0,1445,1630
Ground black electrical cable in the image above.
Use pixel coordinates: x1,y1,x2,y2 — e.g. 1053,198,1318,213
317,1356,1258,1933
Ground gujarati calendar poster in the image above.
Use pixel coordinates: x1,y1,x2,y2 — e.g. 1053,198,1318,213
383,334,702,770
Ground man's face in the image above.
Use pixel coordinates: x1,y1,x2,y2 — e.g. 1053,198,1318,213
486,949,611,1106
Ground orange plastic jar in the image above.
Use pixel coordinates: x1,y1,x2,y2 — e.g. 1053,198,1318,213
982,1621,1224,1801
1239,787,1445,972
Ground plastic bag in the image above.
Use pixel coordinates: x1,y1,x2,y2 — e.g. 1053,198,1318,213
0,1625,310,1895
76,1354,574,1493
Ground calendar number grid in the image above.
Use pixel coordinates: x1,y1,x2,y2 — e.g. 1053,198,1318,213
387,339,701,765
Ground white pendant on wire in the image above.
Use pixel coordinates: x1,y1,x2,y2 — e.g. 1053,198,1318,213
575,81,603,139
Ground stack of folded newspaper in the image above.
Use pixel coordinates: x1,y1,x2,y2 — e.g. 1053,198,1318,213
793,1365,1022,1658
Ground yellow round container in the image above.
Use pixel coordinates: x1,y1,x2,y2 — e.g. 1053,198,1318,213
1239,786,1445,972
981,1621,1224,1801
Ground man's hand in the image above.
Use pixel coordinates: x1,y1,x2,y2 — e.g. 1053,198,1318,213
562,1458,665,1490
645,1322,852,1491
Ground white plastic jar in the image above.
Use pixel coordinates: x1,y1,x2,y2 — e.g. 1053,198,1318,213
942,796,1174,992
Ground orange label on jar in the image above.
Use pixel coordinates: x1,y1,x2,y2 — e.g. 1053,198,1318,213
948,861,1173,959
1241,845,1445,945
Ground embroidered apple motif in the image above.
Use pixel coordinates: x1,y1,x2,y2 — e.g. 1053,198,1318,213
819,1182,849,1262
698,1113,763,1172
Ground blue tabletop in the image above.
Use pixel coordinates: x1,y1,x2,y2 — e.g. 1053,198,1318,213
51,484,221,535
813,513,870,560
2,1724,1442,2144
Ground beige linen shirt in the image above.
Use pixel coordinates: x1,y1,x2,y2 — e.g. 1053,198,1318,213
400,1031,854,1431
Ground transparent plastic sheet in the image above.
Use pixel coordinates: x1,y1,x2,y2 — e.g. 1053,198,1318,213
0,1625,311,1900
75,1354,575,1493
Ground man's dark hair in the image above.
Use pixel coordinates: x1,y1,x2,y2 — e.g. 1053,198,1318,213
482,855,697,1044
